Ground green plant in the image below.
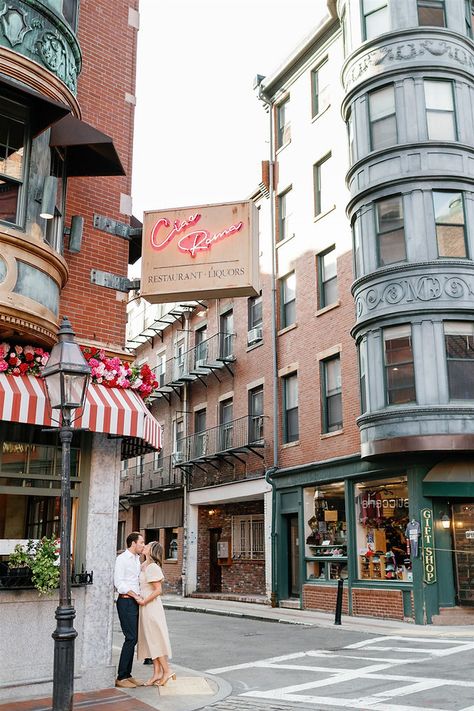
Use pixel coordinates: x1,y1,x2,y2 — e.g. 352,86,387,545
8,540,35,569
8,537,60,595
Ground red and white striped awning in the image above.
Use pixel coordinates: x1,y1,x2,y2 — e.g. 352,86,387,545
0,374,162,452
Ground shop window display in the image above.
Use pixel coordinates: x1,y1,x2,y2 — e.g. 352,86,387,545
355,476,411,582
304,484,347,582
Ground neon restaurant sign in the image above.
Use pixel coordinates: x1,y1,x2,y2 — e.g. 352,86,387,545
141,201,259,303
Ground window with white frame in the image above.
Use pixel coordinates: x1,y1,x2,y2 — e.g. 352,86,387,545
117,521,126,551
444,322,474,400
369,84,396,151
375,195,406,267
317,246,338,308
362,0,389,40
418,0,446,27
313,153,332,216
232,514,264,559
424,80,456,141
311,59,330,118
466,0,474,38
276,97,291,149
280,271,296,328
156,351,166,387
278,188,292,242
433,190,466,258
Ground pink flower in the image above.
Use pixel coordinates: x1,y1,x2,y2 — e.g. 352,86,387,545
89,358,99,368
0,342,9,357
15,345,23,355
41,354,49,366
0,359,7,371
23,345,34,356
12,367,20,375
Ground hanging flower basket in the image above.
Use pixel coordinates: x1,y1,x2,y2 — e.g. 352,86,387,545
0,343,158,400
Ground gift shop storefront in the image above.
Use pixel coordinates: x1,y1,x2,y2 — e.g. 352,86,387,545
273,455,472,624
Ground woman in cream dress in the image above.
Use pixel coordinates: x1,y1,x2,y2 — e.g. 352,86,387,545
137,541,175,686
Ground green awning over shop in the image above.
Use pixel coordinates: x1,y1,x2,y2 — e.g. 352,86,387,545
423,460,474,497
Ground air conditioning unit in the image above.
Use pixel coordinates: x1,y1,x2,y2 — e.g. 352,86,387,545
247,327,263,345
172,451,184,466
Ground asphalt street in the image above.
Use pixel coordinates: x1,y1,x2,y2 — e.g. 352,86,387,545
160,609,474,711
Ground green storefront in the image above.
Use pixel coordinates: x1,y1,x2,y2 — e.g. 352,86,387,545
272,455,474,624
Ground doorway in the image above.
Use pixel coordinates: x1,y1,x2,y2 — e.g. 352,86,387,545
209,527,222,592
287,514,300,597
452,502,474,605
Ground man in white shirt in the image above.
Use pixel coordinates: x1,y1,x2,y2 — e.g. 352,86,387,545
114,531,145,688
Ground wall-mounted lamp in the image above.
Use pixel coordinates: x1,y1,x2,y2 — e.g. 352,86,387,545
208,508,217,516
65,216,84,253
441,513,451,529
40,175,58,219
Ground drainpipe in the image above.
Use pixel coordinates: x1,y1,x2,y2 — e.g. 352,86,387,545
181,314,191,598
259,80,280,607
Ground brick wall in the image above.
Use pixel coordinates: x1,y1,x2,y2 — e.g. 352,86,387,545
59,0,139,349
117,510,183,594
352,587,405,620
302,584,349,614
303,584,406,621
196,501,265,595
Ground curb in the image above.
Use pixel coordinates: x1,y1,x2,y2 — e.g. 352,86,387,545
163,602,315,627
163,602,474,637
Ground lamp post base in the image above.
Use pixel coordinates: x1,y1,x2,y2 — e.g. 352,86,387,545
52,604,77,711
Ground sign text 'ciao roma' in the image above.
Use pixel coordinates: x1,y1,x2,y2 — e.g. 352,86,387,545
141,201,259,303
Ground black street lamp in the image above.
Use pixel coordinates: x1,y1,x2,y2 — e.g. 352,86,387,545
42,316,91,711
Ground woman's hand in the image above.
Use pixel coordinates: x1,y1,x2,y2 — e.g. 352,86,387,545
137,598,146,606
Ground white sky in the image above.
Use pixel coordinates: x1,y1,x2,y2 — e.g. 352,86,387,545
131,0,327,217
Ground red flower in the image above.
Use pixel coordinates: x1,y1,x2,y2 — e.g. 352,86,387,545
25,352,34,362
19,363,29,374
8,355,18,366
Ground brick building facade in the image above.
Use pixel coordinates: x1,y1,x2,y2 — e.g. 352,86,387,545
119,0,474,625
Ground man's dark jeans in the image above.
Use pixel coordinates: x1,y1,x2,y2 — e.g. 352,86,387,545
116,597,139,679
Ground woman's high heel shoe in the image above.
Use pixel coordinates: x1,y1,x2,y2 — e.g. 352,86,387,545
157,672,176,687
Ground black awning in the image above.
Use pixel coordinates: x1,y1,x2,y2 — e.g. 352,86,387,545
129,214,143,264
49,114,125,177
0,74,71,136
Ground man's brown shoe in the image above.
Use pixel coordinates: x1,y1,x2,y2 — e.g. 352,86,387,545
115,678,137,688
129,677,145,686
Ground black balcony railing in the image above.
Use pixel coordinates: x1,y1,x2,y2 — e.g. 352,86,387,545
119,455,183,497
174,415,265,465
151,332,236,399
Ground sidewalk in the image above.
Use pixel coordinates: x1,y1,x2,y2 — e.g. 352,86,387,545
0,617,231,711
0,662,231,711
162,593,474,638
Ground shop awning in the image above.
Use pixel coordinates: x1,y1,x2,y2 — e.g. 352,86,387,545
0,374,161,455
423,459,474,497
0,73,71,136
49,114,125,176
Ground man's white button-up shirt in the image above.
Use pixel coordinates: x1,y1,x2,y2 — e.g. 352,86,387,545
114,549,140,595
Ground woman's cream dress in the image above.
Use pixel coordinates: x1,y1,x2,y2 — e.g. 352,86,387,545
137,563,172,660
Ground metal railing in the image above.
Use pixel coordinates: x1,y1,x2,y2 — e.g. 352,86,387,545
175,415,265,464
119,455,183,496
152,332,236,388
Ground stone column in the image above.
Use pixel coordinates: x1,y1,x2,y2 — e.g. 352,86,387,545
78,433,122,690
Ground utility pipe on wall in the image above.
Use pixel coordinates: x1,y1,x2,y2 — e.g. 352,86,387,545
259,80,280,607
